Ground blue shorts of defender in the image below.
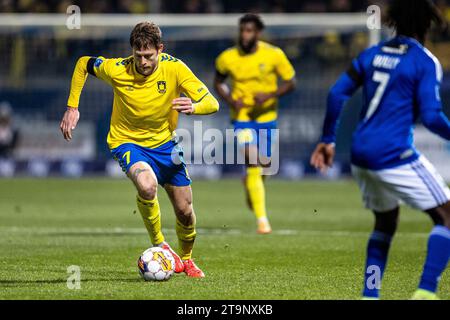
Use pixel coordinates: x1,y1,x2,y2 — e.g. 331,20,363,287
233,121,277,157
111,140,191,187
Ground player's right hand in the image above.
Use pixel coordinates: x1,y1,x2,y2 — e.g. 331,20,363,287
310,143,335,173
60,107,80,141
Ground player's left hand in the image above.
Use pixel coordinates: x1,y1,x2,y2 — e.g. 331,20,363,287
310,143,335,173
172,97,195,115
254,92,275,106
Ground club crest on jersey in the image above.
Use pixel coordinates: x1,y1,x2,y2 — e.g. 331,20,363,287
157,81,167,94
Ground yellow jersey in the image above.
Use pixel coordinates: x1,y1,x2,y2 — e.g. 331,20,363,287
215,41,295,123
67,53,218,149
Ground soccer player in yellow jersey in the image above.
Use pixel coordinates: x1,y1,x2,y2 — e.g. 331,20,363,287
214,14,296,234
60,22,219,278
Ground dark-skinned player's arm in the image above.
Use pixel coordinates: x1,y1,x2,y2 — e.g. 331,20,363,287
310,64,362,173
213,52,246,112
213,71,245,112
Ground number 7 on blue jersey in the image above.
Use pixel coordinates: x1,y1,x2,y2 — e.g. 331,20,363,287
365,71,390,121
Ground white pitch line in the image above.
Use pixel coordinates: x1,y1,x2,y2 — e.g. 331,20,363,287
0,226,429,238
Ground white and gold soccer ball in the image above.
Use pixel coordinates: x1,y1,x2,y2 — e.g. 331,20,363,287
137,247,175,281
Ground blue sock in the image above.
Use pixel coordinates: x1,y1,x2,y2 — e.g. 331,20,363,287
362,231,393,298
418,226,450,293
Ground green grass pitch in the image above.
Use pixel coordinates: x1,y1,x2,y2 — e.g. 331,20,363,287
0,178,448,300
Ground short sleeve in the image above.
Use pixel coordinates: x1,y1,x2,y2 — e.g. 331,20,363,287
177,61,210,102
215,52,229,77
274,48,295,81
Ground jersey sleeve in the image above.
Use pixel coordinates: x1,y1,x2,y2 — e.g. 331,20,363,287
416,56,443,112
321,72,361,144
416,56,450,140
67,56,90,108
274,48,296,81
66,56,121,108
215,51,229,77
90,56,121,84
347,51,365,85
177,60,210,102
177,60,219,115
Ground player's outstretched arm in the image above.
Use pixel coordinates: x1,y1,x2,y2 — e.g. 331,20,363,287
60,56,91,141
310,71,360,172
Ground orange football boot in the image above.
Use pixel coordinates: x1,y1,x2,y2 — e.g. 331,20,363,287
161,243,184,273
183,259,205,278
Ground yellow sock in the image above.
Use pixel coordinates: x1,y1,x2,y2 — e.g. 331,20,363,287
176,218,196,261
136,195,165,246
246,167,267,219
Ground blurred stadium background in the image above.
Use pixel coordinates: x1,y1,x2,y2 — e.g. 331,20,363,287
0,0,449,180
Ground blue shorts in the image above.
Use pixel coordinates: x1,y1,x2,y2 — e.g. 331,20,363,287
233,121,277,157
111,140,191,187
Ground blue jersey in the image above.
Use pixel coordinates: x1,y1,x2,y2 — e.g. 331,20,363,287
321,36,450,170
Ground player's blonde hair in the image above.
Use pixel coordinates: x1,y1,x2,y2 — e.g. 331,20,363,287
129,22,162,50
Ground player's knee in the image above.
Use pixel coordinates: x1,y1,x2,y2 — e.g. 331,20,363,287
138,183,157,201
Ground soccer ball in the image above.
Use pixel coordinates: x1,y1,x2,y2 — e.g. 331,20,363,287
137,247,175,281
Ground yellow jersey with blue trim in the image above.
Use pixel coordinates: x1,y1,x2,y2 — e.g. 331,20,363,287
215,41,295,123
67,53,217,150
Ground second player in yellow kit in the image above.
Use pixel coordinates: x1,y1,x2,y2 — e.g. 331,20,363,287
215,40,295,123
61,22,219,278
214,14,296,234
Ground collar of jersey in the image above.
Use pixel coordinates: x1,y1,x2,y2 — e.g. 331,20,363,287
396,35,423,48
238,41,262,57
